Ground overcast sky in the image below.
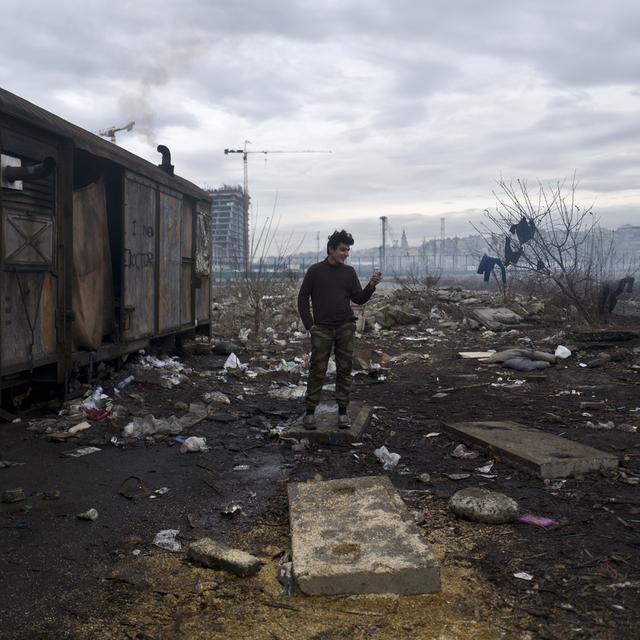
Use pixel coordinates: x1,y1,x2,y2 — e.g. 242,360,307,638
3,0,640,250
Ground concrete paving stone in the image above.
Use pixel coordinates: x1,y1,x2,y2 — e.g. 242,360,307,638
288,475,441,596
445,420,619,479
187,538,261,577
282,402,370,444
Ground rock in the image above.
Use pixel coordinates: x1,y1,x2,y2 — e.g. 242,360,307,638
187,538,261,577
2,488,25,503
449,487,519,524
416,473,431,484
213,342,240,356
202,391,231,405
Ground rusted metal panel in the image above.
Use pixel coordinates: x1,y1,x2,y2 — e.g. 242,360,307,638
158,189,182,332
123,172,156,340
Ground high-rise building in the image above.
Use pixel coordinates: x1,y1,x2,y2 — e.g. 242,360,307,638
208,185,249,272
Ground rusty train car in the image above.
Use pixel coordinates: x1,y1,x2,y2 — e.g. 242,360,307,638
0,88,211,411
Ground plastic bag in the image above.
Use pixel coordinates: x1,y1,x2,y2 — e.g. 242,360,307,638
180,436,208,453
374,446,401,470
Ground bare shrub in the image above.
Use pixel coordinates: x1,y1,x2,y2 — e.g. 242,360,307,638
476,177,619,326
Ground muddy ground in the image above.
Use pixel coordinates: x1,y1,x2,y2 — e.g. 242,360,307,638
1,298,639,640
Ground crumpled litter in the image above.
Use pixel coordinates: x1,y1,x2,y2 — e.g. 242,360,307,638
554,345,571,359
180,436,208,453
374,446,401,470
81,386,109,411
268,384,306,399
517,513,557,528
451,443,480,459
63,446,101,457
224,353,244,369
153,529,182,552
123,415,183,439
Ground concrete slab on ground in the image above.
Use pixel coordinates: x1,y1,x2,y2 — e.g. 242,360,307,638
469,307,523,330
445,420,619,478
288,475,441,595
282,402,370,444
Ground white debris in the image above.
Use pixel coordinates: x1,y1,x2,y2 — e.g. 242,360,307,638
224,353,244,369
180,436,209,453
374,446,401,470
513,572,534,581
153,529,182,552
554,345,572,359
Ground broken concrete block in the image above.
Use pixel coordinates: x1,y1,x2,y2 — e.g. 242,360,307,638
445,420,619,478
288,475,440,595
283,402,371,444
449,487,519,524
187,538,261,577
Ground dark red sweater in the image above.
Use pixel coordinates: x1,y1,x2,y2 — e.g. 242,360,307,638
297,259,376,330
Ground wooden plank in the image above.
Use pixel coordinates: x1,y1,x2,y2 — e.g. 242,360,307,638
180,262,192,326
123,173,156,340
158,190,182,332
195,276,209,323
180,199,193,258
445,420,619,478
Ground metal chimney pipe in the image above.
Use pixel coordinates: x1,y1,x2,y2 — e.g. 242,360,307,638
157,145,174,175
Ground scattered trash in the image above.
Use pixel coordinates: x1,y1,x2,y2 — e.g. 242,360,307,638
238,328,251,343
77,508,99,521
115,375,135,392
447,473,472,481
63,446,101,457
451,443,480,459
153,529,182,552
268,384,306,399
81,386,108,411
517,514,558,528
180,436,208,453
0,460,25,469
224,353,244,369
430,307,446,320
513,571,534,581
123,415,183,439
68,421,91,434
554,345,572,360
187,537,262,576
222,503,242,516
277,552,294,595
373,446,401,470
425,432,441,438
119,476,151,500
586,421,615,431
2,488,25,503
475,461,495,474
233,464,251,471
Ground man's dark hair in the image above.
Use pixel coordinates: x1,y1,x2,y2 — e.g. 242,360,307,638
327,229,354,254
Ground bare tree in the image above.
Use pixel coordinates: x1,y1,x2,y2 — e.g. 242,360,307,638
476,177,617,325
241,194,304,336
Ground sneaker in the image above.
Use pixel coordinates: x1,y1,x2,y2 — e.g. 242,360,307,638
303,414,317,430
338,413,351,429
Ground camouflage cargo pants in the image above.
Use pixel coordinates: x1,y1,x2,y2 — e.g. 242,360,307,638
305,322,356,410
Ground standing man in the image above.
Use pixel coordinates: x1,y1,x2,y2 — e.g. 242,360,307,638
297,230,382,429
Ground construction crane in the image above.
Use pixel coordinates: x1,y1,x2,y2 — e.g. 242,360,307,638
224,141,331,272
224,140,331,205
98,120,135,143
